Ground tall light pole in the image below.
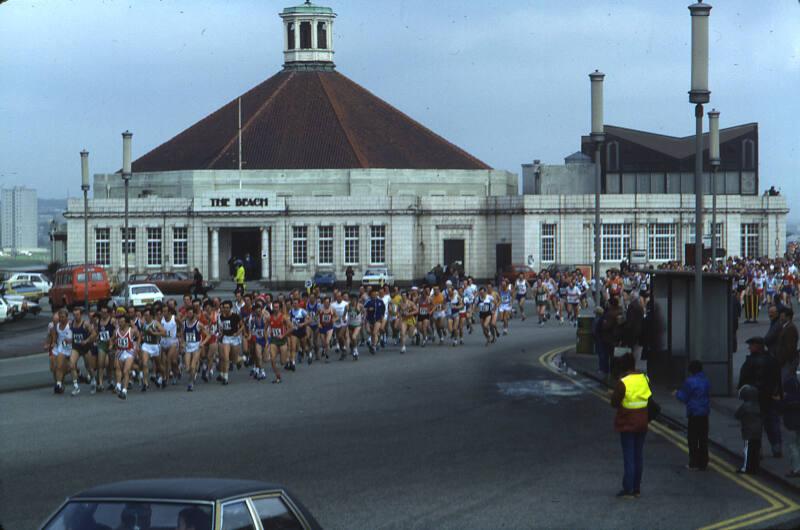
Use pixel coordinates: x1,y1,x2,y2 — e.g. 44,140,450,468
590,70,605,308
122,131,132,282
80,150,90,314
689,1,711,360
708,108,720,267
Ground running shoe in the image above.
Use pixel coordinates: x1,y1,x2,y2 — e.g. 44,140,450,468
90,380,97,395
141,383,148,393
187,384,194,392
53,383,59,394
339,353,346,361
272,377,282,384
401,346,406,354
307,352,313,365
369,344,375,355
71,384,80,397
222,378,229,386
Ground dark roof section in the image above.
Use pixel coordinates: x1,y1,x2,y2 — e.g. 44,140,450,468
72,479,282,502
131,70,490,172
600,123,757,160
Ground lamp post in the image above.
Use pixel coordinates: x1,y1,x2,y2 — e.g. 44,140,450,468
80,150,90,314
708,108,720,267
49,218,56,263
122,131,132,283
589,69,605,308
689,1,711,360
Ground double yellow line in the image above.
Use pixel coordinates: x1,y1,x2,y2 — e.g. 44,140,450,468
539,346,800,530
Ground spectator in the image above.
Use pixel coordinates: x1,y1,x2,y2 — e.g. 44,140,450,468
776,306,799,382
244,253,254,281
610,353,651,498
675,360,711,471
234,262,246,293
593,306,609,376
764,305,781,356
601,297,623,375
781,374,800,478
738,336,783,457
735,384,763,474
345,266,354,290
192,267,204,296
622,292,647,371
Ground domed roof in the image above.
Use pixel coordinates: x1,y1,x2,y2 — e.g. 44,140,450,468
131,69,490,172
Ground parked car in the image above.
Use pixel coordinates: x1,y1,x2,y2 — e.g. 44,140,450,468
49,265,112,311
0,296,13,322
111,283,165,308
1,281,45,303
5,295,41,319
146,271,214,295
500,264,538,283
361,267,394,287
312,270,337,290
41,478,321,530
5,272,52,292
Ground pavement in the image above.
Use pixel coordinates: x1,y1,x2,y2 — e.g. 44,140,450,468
4,312,800,529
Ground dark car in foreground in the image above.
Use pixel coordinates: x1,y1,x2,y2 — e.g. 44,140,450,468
41,478,321,530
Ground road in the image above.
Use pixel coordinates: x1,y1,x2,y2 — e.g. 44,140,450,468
3,317,800,529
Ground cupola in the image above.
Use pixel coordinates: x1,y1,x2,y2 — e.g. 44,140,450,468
280,1,336,70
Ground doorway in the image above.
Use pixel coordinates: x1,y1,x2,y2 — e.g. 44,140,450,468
443,239,465,270
230,228,261,281
495,243,512,276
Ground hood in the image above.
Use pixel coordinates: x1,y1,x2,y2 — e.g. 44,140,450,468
739,384,759,402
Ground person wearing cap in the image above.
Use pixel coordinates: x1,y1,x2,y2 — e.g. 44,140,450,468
738,336,783,457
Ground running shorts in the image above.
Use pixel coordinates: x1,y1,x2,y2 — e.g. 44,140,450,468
185,341,201,354
141,343,160,357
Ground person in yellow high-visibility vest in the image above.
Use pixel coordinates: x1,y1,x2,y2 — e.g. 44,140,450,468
611,353,651,498
234,263,246,293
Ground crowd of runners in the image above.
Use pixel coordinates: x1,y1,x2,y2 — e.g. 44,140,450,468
44,269,608,401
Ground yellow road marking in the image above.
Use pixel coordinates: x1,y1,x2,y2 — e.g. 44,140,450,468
538,346,800,530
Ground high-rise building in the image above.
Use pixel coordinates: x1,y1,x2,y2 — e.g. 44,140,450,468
2,186,38,250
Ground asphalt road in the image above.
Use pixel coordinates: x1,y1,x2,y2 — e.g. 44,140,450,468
3,317,800,529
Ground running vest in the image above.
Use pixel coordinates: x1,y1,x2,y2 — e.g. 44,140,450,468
116,328,133,351
56,322,73,350
500,289,512,304
142,321,160,345
97,319,114,347
249,314,265,338
70,319,89,344
621,374,652,410
269,314,287,338
184,319,201,343
161,316,177,339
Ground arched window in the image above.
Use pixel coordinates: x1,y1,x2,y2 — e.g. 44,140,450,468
742,139,755,170
287,23,295,50
317,22,328,49
300,21,312,49
606,141,620,171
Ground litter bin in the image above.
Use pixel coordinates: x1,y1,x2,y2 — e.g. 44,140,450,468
576,315,594,354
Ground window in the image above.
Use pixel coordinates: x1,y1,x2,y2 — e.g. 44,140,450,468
541,224,556,262
221,501,256,530
600,223,631,261
287,22,295,49
299,21,312,49
711,222,723,251
606,141,619,171
318,225,333,265
647,224,676,261
146,227,162,267
741,223,760,258
43,501,212,530
251,497,303,530
344,225,359,265
317,21,328,49
292,226,308,266
121,227,136,254
173,227,187,267
743,139,755,170
94,228,110,266
370,225,386,264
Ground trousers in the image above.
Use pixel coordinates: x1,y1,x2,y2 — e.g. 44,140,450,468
687,415,709,470
620,431,646,494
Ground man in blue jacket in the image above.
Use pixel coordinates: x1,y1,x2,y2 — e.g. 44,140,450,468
675,360,711,470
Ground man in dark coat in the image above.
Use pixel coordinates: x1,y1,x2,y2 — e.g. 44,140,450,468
738,336,783,457
764,305,782,356
776,306,799,382
622,292,648,370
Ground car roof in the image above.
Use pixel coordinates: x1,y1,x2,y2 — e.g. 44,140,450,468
71,479,286,502
130,283,160,289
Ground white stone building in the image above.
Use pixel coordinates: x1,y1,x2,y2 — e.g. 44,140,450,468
65,1,787,284
2,186,38,251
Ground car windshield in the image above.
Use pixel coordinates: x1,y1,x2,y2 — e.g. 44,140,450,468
43,501,213,530
132,286,159,295
365,269,386,276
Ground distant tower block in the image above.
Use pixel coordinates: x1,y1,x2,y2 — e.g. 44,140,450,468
280,1,336,70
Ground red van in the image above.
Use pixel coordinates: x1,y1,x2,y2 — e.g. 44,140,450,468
49,265,112,311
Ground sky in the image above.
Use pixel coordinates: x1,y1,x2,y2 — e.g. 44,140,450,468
1,0,798,217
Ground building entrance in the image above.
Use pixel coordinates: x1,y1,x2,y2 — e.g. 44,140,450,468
225,228,262,281
443,239,465,270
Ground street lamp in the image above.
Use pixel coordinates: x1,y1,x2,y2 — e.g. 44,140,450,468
708,108,720,266
80,150,90,314
589,69,605,308
689,1,711,360
122,131,132,282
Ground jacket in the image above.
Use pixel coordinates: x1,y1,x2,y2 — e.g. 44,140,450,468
234,265,245,285
600,306,622,346
782,376,800,432
764,318,782,355
611,372,650,433
738,352,782,403
675,372,711,417
621,301,644,348
776,321,799,367
735,385,763,440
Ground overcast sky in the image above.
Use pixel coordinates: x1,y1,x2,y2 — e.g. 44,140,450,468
1,0,798,216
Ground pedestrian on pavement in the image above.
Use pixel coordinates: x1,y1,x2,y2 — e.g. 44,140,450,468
192,267,204,296
622,292,646,371
593,306,609,376
674,360,710,471
345,266,354,290
738,336,783,457
610,352,650,498
601,297,623,377
735,384,763,474
764,305,781,356
776,306,799,382
780,374,800,478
